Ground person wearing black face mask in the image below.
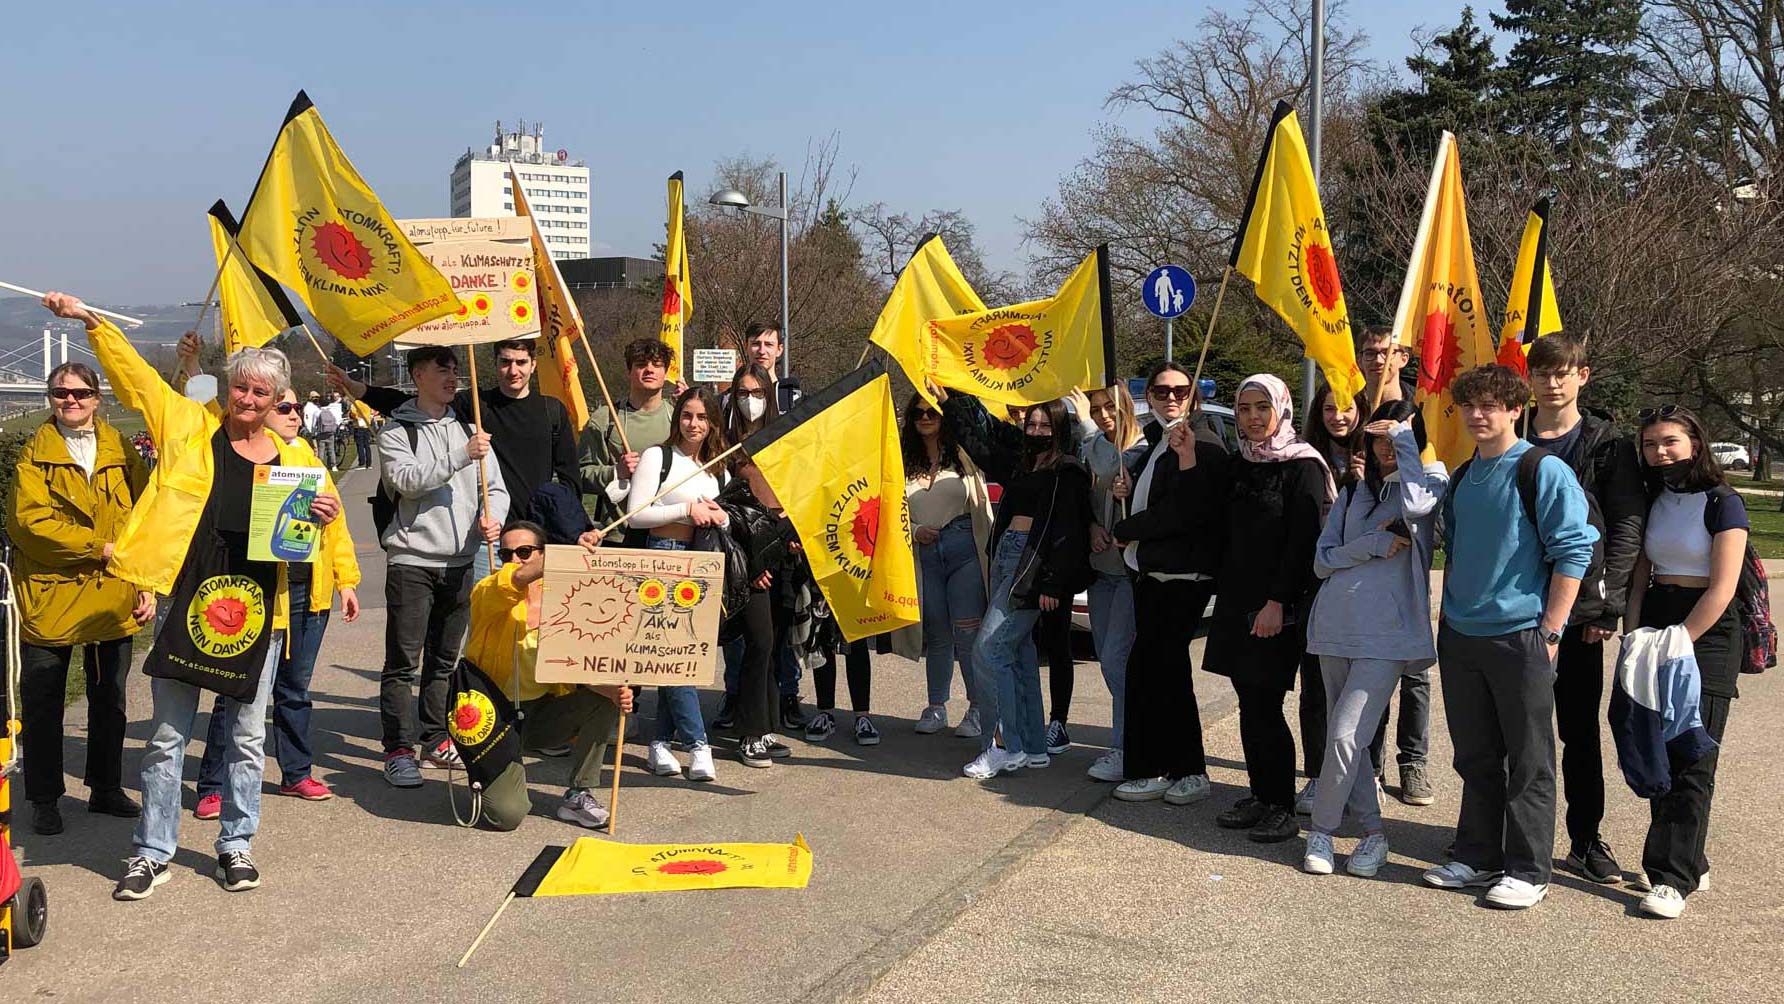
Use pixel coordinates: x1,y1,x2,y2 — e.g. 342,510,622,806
937,391,1094,779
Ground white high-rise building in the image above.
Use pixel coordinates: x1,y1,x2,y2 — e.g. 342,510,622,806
449,120,590,260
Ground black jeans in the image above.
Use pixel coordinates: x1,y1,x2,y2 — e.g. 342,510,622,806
734,589,782,738
1235,681,1297,807
814,639,871,712
380,562,474,753
1037,604,1073,722
1123,577,1212,780
1554,623,1607,849
22,637,131,802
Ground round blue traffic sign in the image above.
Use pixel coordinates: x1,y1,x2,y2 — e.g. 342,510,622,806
1142,265,1195,319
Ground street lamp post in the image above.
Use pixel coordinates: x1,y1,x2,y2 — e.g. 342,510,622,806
709,171,791,378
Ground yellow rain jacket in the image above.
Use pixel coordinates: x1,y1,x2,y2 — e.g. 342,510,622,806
6,417,149,646
465,563,569,704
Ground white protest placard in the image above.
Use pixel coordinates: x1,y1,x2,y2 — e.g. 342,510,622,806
691,348,739,385
534,545,724,687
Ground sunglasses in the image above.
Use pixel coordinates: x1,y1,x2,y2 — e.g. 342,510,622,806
1638,404,1682,422
273,402,302,415
734,387,766,399
50,387,97,401
912,408,940,420
497,544,544,563
1148,385,1193,401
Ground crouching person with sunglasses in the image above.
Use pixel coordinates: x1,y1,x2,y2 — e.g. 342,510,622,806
474,521,631,831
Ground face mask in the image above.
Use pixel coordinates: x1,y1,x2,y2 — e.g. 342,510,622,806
1647,458,1693,490
1023,433,1055,458
736,395,765,423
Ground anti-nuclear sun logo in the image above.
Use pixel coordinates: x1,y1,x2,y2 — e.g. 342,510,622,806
1302,240,1343,313
450,689,497,747
311,221,373,280
977,324,1039,372
186,575,267,658
1419,309,1465,397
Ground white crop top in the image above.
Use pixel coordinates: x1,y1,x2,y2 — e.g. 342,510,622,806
1644,487,1748,578
624,444,728,530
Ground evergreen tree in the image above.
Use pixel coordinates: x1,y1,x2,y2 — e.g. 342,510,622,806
1491,0,1644,167
1367,6,1501,158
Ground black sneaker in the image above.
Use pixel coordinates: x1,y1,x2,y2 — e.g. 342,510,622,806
88,788,141,817
216,850,262,892
854,715,881,746
31,800,64,835
1045,719,1072,755
713,698,738,731
764,736,793,759
1216,797,1269,830
805,711,836,742
113,856,169,901
1566,838,1621,885
780,696,808,731
1248,804,1300,843
737,737,773,768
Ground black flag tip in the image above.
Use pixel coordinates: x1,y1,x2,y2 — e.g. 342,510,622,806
668,170,684,182
283,90,315,126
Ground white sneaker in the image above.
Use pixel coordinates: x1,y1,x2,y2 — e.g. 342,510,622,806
954,706,983,739
1163,774,1212,805
1087,749,1124,782
1025,752,1051,768
1294,779,1317,815
963,746,1025,780
1113,777,1171,801
1698,869,1710,893
1303,832,1335,875
1639,884,1686,919
1632,870,1708,894
1484,876,1548,909
556,789,610,830
647,741,682,777
1347,833,1389,877
686,742,717,782
915,704,947,734
1422,860,1503,890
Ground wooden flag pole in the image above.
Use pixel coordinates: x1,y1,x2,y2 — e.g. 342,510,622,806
0,282,146,327
596,441,745,537
456,892,516,968
855,341,874,368
608,708,627,835
467,350,498,567
573,329,633,455
1187,267,1233,391
191,240,239,336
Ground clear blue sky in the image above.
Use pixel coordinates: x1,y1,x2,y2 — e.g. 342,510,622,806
0,0,1493,305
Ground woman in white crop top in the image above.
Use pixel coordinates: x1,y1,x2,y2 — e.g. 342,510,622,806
1625,405,1749,921
627,386,729,783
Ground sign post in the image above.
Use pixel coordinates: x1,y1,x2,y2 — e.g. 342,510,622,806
1141,265,1195,362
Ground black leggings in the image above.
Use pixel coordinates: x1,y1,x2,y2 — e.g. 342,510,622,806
733,589,781,739
1037,604,1074,722
815,639,871,713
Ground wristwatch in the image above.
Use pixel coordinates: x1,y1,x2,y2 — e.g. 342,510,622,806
1540,624,1563,645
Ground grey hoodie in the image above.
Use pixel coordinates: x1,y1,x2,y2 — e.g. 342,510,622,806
378,400,510,568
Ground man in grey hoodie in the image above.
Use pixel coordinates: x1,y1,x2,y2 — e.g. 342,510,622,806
376,345,509,788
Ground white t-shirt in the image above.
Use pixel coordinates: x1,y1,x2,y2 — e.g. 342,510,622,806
624,444,729,530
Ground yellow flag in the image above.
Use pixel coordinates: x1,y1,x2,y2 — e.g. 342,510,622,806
206,200,302,355
1495,198,1563,375
660,172,691,383
1229,101,1363,411
867,235,987,406
237,91,461,355
744,362,919,641
1388,132,1495,472
925,246,1115,408
513,835,812,897
509,165,590,428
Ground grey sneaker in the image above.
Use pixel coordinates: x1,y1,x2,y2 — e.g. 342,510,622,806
383,749,423,788
954,706,983,739
556,788,611,829
1398,763,1435,806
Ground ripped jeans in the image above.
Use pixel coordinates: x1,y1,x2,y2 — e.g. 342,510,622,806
918,515,986,708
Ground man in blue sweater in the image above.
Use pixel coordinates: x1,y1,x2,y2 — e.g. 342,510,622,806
1423,365,1597,910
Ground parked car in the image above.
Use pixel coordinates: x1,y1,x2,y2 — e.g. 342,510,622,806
1711,442,1750,470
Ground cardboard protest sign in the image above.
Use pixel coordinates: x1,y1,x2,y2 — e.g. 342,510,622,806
398,217,540,346
247,464,327,563
533,545,723,687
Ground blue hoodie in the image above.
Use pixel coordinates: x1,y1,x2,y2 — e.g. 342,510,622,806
1441,440,1597,637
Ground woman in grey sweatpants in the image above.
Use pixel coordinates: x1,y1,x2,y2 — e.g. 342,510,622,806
1301,400,1448,877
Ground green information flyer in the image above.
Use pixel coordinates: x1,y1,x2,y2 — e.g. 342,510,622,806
249,465,327,563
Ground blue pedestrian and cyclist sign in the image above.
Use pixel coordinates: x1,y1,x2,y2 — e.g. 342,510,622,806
1142,265,1195,319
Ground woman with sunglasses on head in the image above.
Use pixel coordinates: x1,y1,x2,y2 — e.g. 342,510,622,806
1106,363,1229,803
902,393,995,739
1300,400,1447,877
1205,373,1335,843
7,359,151,836
627,384,730,782
1623,405,1750,919
471,520,631,829
192,384,361,815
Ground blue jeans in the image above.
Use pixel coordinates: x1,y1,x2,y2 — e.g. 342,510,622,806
645,535,708,745
971,531,1044,754
198,575,331,791
133,634,282,862
1085,570,1135,747
919,516,986,707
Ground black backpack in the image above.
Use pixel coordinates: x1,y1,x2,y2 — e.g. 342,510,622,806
1452,446,1607,621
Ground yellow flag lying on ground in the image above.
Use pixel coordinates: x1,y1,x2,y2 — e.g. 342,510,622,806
868,234,986,406
513,835,812,897
1229,101,1363,411
237,91,461,355
925,246,1115,408
660,172,691,383
1388,131,1494,472
744,362,919,641
206,199,303,355
1495,198,1563,375
509,164,590,428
